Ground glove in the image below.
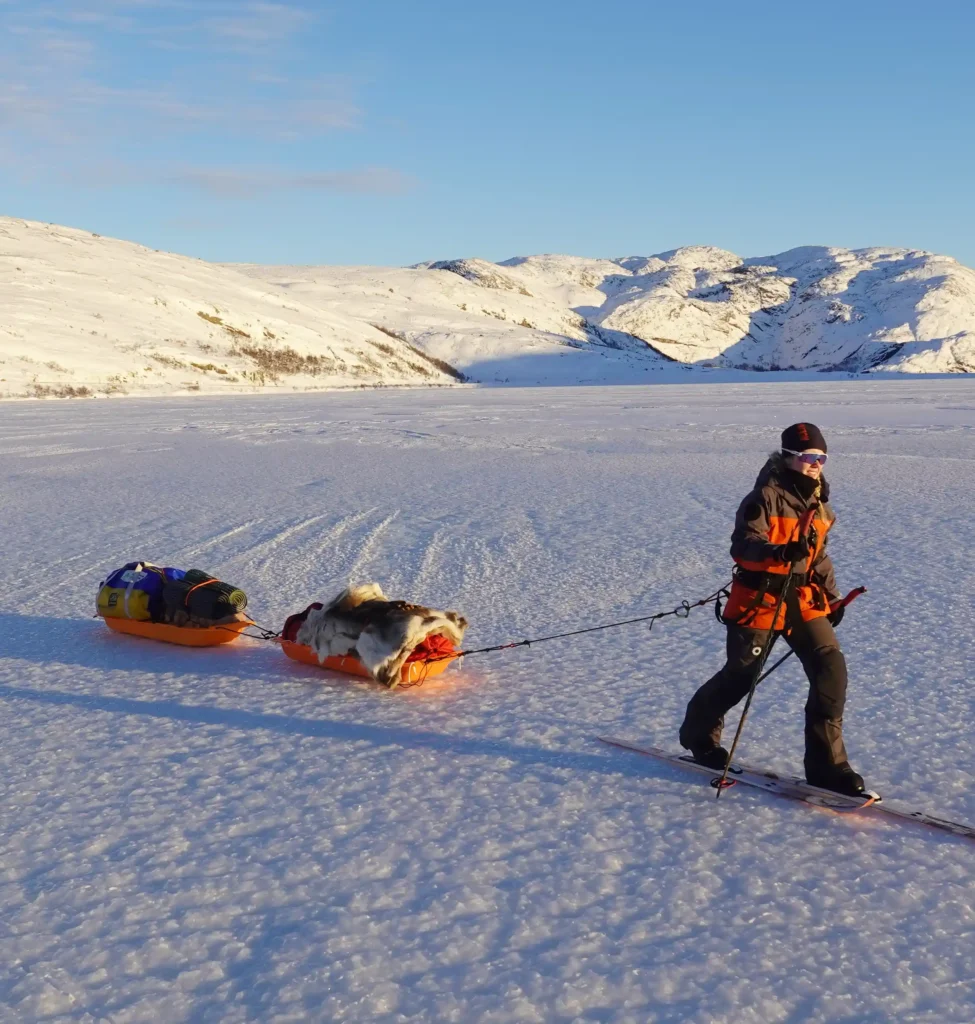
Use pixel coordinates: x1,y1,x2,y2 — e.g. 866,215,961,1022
828,604,845,628
780,535,811,565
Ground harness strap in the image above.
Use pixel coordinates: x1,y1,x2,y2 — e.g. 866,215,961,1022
733,567,788,593
184,577,219,607
713,587,732,623
804,499,827,586
122,561,150,618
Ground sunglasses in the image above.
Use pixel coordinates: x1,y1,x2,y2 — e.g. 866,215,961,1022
782,447,828,466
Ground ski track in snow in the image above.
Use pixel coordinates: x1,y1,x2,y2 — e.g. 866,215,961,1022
0,381,974,1023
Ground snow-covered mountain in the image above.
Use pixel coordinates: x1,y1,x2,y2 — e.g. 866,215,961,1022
407,245,975,374
2,216,974,398
566,244,975,373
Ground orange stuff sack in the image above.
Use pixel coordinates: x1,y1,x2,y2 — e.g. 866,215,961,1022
406,632,457,663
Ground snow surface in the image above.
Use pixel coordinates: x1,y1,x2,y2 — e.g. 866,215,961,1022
4,216,975,401
1,379,974,1022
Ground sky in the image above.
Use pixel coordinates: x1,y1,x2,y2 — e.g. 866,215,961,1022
1,0,973,267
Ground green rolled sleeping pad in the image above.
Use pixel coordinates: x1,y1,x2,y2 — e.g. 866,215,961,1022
162,569,248,623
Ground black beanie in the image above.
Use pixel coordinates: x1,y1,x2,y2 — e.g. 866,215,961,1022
781,422,827,453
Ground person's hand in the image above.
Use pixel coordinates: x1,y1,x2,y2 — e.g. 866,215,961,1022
781,535,811,564
828,604,845,628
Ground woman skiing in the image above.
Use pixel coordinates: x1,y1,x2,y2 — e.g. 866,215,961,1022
679,422,867,797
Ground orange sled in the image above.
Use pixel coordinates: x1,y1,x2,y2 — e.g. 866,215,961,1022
101,616,252,647
280,640,455,685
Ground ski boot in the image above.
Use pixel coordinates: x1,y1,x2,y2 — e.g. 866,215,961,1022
806,762,867,798
687,745,731,771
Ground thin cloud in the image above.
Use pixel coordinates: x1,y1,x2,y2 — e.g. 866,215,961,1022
36,32,95,60
46,159,417,197
0,2,411,203
201,3,314,50
0,3,360,142
166,165,417,197
0,78,360,142
165,215,229,231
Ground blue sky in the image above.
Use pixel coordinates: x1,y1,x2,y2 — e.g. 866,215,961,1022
1,0,973,266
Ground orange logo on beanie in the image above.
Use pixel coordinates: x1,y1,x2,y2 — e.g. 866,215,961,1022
797,423,810,442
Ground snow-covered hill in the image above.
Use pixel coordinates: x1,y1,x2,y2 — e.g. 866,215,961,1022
0,218,465,399
3,216,974,398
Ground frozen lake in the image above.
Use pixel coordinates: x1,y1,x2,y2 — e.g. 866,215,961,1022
1,379,973,1022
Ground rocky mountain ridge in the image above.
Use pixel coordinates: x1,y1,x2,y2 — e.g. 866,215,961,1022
2,216,973,399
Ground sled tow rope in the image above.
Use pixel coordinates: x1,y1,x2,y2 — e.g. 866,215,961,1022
426,582,733,663
223,583,734,666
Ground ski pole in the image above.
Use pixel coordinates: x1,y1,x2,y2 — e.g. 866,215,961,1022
715,507,817,797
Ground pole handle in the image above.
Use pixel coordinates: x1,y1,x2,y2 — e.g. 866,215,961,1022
830,586,866,613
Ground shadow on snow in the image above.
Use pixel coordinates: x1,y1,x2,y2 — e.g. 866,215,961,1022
0,678,653,782
0,612,644,780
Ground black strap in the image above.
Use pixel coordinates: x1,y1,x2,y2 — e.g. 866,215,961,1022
713,587,731,623
733,567,788,593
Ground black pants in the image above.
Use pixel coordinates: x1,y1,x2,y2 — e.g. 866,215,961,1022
679,598,849,777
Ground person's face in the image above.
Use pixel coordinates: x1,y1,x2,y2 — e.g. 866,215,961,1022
785,448,826,479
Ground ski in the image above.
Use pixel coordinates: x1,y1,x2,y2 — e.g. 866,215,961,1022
598,737,975,841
